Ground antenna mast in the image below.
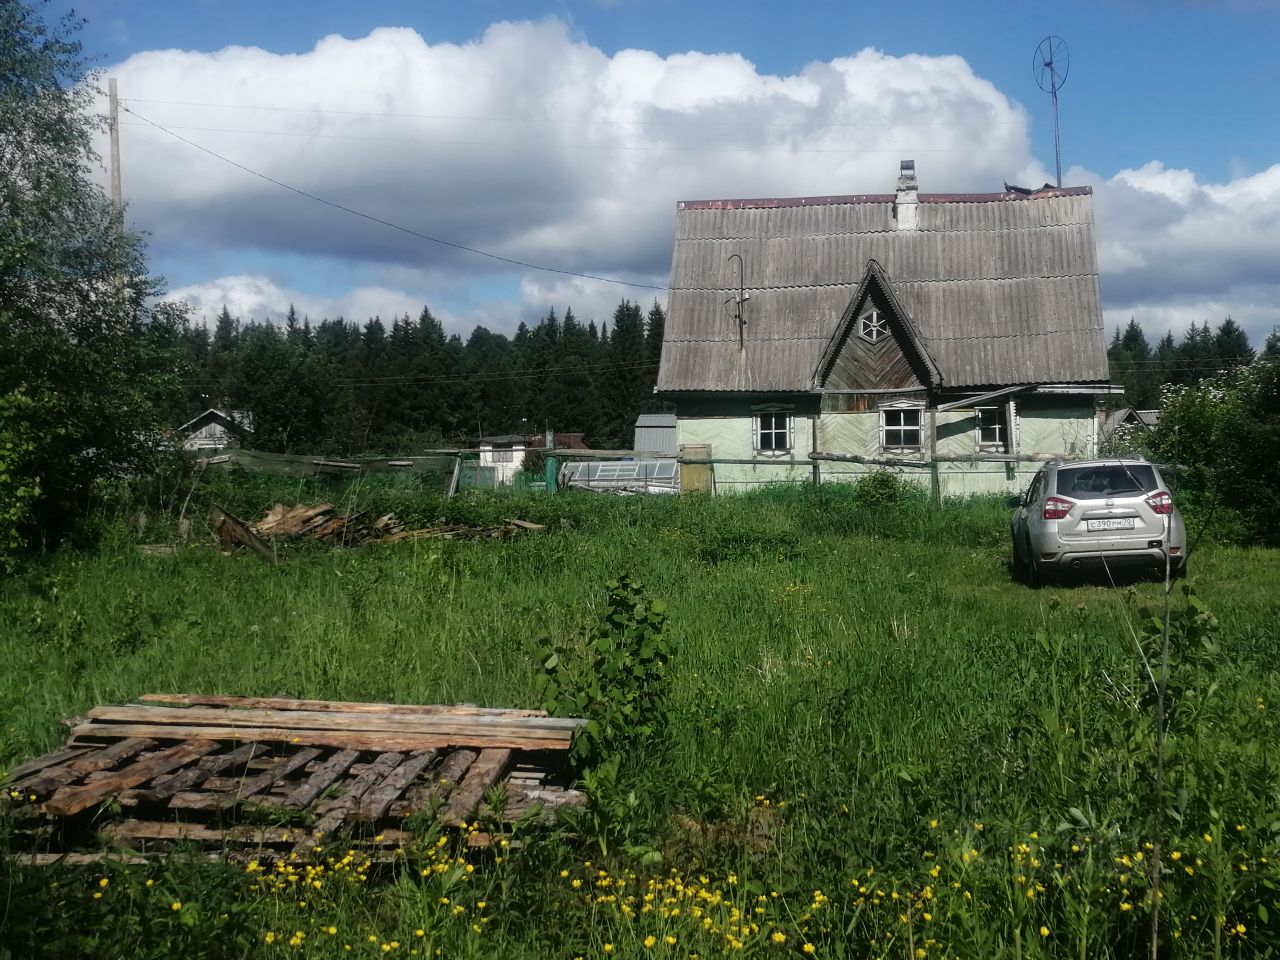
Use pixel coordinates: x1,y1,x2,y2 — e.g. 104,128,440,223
1033,36,1070,188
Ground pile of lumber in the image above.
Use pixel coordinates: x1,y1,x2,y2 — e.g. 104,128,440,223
4,694,584,864
253,503,403,546
212,504,546,556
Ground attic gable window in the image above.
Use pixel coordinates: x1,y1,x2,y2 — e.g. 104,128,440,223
858,307,887,344
880,400,923,453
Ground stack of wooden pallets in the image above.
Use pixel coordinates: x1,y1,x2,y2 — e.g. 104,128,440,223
4,694,584,864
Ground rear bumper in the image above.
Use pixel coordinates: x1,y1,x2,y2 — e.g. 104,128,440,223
1038,548,1182,572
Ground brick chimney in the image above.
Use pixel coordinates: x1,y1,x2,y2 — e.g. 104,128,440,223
894,159,918,231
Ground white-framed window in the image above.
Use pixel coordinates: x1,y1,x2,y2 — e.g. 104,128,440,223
880,401,923,452
489,446,515,463
858,307,888,344
754,412,792,453
755,413,791,452
975,406,1008,452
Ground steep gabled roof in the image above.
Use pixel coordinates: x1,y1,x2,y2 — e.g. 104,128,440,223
657,184,1108,393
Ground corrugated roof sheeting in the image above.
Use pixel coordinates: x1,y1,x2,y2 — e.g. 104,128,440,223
657,339,827,394
660,193,1108,392
665,287,856,342
670,226,1097,289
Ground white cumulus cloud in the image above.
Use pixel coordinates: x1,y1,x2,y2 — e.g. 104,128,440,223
106,22,1040,309
104,21,1280,348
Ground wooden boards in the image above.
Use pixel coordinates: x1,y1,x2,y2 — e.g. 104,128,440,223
3,694,585,863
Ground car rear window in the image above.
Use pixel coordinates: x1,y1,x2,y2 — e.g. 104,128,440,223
1056,464,1158,500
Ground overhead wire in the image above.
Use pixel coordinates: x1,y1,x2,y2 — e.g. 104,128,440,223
120,96,1025,129
120,105,667,292
118,119,1015,154
178,356,660,388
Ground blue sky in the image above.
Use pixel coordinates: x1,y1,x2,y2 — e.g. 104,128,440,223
51,0,1280,343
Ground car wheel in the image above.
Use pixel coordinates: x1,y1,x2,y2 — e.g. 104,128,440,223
1172,559,1188,580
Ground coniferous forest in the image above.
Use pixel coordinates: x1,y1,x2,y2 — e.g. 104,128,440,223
166,299,668,454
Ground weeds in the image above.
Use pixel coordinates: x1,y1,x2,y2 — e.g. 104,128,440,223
1,481,1279,957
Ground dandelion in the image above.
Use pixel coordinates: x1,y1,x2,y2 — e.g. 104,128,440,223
326,926,338,936
1235,923,1247,935
265,932,276,943
1120,903,1133,912
170,901,182,911
802,945,816,955
771,931,786,944
1203,833,1213,843
643,935,657,949
603,945,614,954
1039,925,1050,938
98,877,109,888
665,935,677,945
415,930,425,938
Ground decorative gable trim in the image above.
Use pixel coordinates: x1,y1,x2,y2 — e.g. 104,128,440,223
811,260,941,391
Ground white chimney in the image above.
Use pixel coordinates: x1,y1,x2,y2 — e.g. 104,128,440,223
894,159,918,231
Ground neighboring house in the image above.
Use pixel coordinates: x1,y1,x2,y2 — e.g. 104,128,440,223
1099,407,1161,444
177,409,249,452
656,160,1120,495
633,413,678,457
478,434,528,486
478,431,590,486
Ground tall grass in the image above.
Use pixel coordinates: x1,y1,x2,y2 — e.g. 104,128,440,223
2,477,1279,957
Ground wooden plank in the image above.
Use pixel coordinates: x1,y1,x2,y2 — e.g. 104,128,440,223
85,704,581,737
6,747,91,783
145,743,268,800
389,748,477,817
168,747,322,811
121,743,267,804
356,750,437,821
44,740,218,816
105,820,414,846
441,749,513,825
69,723,574,753
138,694,547,718
299,753,403,847
67,737,158,774
280,749,360,809
11,852,159,867
211,506,275,561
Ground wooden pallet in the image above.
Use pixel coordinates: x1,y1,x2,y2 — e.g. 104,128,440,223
4,695,585,863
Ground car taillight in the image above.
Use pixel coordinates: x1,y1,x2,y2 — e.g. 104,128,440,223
1043,496,1073,520
1146,491,1173,515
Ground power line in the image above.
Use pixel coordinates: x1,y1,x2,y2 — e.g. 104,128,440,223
120,96,1024,130
119,119,1016,155
120,105,666,292
180,356,660,388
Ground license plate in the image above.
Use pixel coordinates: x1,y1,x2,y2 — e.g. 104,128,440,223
1087,518,1136,531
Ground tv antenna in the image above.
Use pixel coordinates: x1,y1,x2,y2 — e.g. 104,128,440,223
724,253,749,350
1033,35,1070,188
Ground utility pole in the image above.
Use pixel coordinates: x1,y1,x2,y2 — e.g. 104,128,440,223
108,78,123,225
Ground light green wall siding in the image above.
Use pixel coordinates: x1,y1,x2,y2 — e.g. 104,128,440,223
1019,402,1096,457
675,399,1097,494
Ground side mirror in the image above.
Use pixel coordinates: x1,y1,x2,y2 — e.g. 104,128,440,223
1006,494,1023,509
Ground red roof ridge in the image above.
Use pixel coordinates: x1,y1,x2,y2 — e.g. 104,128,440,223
678,186,1091,211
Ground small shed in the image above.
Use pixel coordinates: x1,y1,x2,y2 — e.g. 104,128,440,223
478,434,527,485
177,409,248,452
633,413,678,456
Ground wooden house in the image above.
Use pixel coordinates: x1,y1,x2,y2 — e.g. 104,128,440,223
655,160,1120,495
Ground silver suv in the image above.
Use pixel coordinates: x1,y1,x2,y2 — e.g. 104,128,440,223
1010,457,1187,584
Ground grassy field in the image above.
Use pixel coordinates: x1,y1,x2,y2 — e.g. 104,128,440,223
2,477,1279,958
